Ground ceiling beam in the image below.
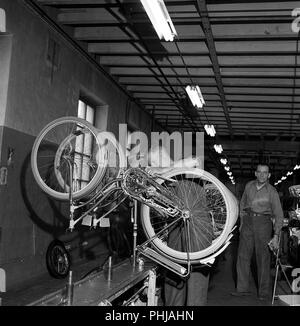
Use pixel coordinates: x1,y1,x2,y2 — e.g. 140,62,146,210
76,34,300,43
212,140,300,152
94,63,300,69
122,81,300,89
196,0,233,137
110,72,300,80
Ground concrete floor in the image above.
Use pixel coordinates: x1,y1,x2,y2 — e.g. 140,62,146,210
206,236,288,306
0,236,294,306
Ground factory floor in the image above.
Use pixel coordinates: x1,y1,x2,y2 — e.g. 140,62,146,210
207,236,292,306
0,236,294,306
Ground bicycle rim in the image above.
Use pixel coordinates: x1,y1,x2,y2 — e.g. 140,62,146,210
141,168,238,264
31,117,107,201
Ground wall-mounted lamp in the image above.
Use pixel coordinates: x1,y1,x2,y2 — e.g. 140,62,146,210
185,85,205,109
140,0,177,42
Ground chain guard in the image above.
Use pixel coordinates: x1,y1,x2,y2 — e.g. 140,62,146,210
122,168,183,217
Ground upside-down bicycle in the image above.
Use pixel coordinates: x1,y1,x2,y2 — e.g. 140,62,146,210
31,116,238,276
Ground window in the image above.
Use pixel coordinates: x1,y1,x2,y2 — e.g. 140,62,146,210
0,9,6,33
74,99,96,190
126,127,135,166
77,99,95,125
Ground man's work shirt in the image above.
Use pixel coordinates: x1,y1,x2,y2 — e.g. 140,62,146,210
240,180,283,235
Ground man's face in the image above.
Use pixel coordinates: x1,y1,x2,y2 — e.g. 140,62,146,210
255,165,270,184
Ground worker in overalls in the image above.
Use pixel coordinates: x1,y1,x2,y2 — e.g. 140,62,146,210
231,164,284,301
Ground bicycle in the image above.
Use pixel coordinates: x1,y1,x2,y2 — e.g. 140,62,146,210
31,116,238,276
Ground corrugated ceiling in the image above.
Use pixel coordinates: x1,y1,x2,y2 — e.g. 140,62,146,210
25,0,300,182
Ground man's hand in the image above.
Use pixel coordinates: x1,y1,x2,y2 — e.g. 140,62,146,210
268,234,279,251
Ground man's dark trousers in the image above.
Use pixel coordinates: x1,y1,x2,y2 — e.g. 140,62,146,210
164,268,210,306
163,180,211,306
236,213,273,297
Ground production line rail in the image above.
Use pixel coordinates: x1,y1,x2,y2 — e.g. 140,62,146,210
28,259,158,306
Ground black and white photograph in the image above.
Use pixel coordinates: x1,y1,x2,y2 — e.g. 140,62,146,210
0,0,300,311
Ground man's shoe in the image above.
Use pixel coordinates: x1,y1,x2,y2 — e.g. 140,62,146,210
258,295,269,301
230,291,252,297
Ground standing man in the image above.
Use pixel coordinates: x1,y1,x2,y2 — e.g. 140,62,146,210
232,164,283,301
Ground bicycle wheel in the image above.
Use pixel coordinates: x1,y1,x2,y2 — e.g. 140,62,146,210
89,130,127,202
140,168,238,264
46,240,71,279
31,117,107,201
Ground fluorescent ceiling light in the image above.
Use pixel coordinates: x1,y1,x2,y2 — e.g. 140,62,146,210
186,85,205,109
220,158,227,165
204,124,216,137
214,144,223,154
140,0,177,42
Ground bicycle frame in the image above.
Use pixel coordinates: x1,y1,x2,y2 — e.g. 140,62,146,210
64,156,194,276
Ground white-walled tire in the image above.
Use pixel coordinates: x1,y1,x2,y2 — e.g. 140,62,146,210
31,117,107,201
140,168,238,264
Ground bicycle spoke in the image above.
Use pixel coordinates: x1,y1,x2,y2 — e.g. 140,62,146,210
140,168,237,264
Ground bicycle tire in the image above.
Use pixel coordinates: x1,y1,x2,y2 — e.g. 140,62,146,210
140,168,238,264
31,117,108,201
